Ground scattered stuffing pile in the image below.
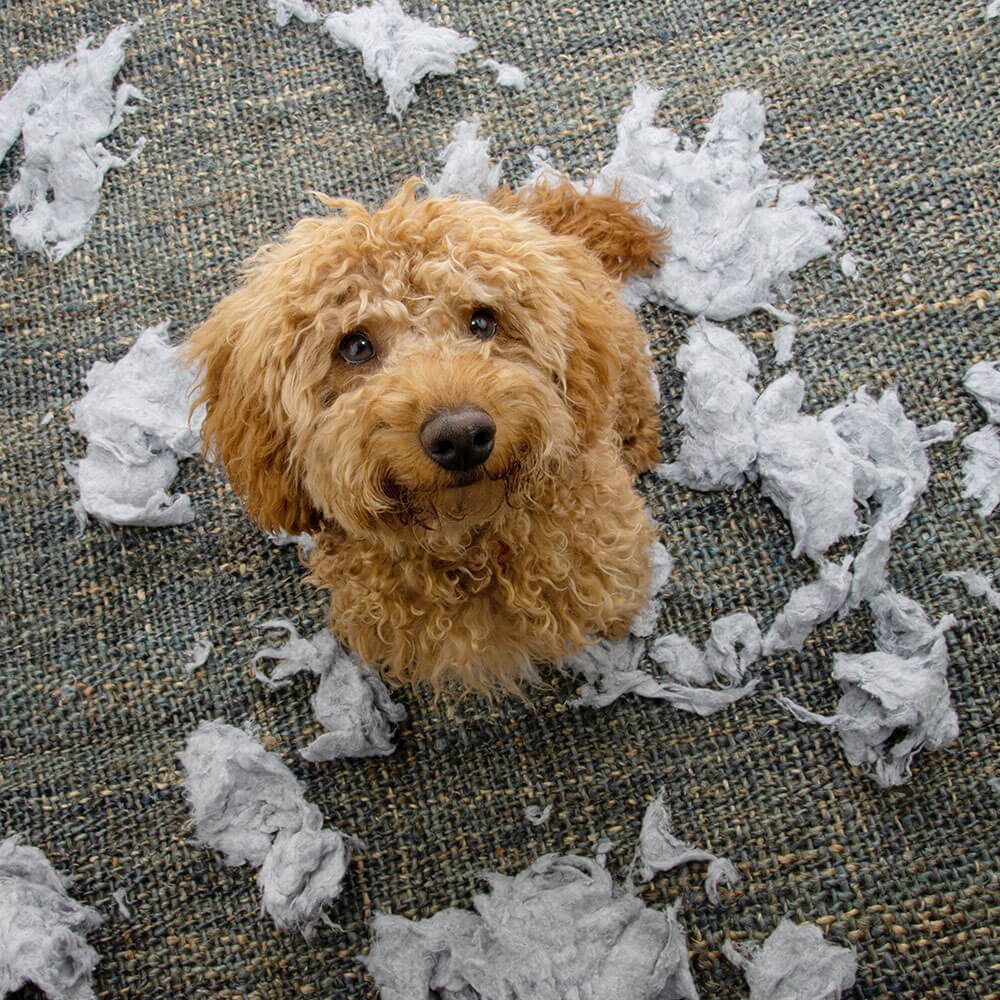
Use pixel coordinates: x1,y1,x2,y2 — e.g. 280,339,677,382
634,791,740,904
423,117,500,200
0,22,144,260
68,323,205,528
778,590,958,788
0,835,103,999
723,919,857,999
323,0,476,119
364,854,699,999
179,720,353,935
253,620,406,763
960,359,1000,517
529,85,843,321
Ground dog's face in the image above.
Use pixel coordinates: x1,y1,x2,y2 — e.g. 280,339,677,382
187,180,658,541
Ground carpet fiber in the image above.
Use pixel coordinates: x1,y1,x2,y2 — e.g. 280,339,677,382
2,1,998,996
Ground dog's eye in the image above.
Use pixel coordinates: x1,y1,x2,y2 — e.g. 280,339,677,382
469,307,499,341
338,330,375,365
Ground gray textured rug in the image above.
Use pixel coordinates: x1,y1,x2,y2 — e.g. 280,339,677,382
2,1,998,997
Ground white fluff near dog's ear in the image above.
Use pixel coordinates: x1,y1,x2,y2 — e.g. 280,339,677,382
68,323,204,529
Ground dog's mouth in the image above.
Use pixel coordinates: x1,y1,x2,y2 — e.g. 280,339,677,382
446,470,484,489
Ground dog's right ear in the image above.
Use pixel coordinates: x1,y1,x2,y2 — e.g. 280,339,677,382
185,240,323,536
489,177,666,281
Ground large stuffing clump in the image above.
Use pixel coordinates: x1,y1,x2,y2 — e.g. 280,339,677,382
324,0,476,120
68,323,205,528
364,853,698,999
179,720,353,935
723,919,857,999
0,835,103,999
530,86,843,320
254,620,406,763
778,590,958,788
0,23,145,260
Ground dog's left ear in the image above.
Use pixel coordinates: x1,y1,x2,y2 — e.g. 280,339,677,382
490,178,666,281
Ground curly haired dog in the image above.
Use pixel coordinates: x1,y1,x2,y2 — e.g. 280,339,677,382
187,178,664,695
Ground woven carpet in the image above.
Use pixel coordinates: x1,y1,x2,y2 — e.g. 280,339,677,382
2,0,998,996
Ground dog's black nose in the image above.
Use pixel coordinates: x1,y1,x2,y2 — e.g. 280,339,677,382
420,406,496,472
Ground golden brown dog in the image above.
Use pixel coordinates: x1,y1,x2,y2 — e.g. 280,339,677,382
187,178,664,695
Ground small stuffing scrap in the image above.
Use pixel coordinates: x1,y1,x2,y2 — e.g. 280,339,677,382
762,557,854,655
723,918,857,1000
960,359,1000,518
267,0,323,26
778,590,959,787
634,791,740,904
323,0,476,120
0,835,103,1000
480,57,527,90
593,85,843,320
0,22,145,260
68,323,205,528
942,569,1000,610
254,620,406,762
423,117,500,201
363,853,699,999
179,720,353,935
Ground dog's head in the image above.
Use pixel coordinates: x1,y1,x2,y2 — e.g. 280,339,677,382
186,178,662,541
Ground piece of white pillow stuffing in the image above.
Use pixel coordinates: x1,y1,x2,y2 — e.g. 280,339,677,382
0,22,145,260
254,620,406,762
778,590,958,787
363,853,699,999
268,0,323,26
633,791,740,904
179,719,352,935
536,85,843,320
68,323,205,528
423,117,500,200
323,0,476,120
0,835,103,999
481,57,527,90
942,569,1000,610
723,918,857,999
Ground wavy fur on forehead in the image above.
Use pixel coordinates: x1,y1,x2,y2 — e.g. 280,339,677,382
186,177,664,696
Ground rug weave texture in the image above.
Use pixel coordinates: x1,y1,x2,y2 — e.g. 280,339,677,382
1,1,998,997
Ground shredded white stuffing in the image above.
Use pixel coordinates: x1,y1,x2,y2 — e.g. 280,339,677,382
942,570,1000,610
630,539,674,638
988,0,1000,19
363,854,699,999
778,590,958,787
267,0,323,26
323,0,476,120
481,57,527,90
183,639,213,673
633,791,740,904
111,888,131,920
0,23,145,260
763,557,854,655
961,425,1000,517
964,360,1000,425
179,719,352,935
839,252,859,279
723,918,857,999
423,117,500,200
0,835,103,999
773,323,797,364
254,620,406,762
68,323,205,528
523,803,553,827
582,85,842,320
655,318,760,491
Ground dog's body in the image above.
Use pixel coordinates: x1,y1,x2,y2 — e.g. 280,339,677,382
187,179,663,694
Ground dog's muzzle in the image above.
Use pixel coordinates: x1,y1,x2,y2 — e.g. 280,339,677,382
420,405,496,472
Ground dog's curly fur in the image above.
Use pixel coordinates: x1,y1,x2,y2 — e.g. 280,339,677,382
186,178,665,695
